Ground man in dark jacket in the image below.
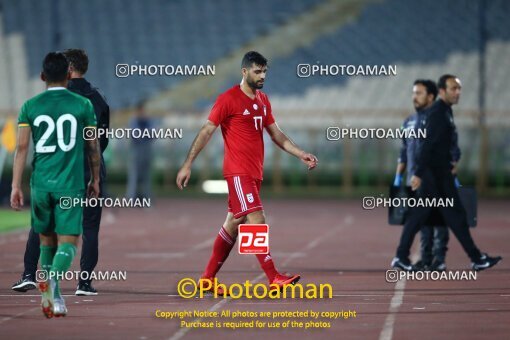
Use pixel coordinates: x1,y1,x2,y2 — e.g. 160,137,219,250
394,79,460,271
391,74,501,272
11,49,109,295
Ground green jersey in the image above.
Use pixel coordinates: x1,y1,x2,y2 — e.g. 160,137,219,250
18,87,97,191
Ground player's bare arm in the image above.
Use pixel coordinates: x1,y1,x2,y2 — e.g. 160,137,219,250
176,120,217,189
10,126,31,210
85,135,101,198
266,122,318,170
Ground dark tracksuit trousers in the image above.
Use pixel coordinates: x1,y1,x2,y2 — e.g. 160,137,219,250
396,168,481,262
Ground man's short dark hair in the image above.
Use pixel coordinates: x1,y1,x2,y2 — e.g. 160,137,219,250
63,48,89,75
42,52,69,83
414,79,438,99
437,74,457,90
241,51,268,69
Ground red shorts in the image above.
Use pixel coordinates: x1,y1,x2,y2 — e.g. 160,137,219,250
226,175,263,219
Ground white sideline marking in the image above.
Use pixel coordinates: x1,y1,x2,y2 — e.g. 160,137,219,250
378,278,406,340
378,252,418,340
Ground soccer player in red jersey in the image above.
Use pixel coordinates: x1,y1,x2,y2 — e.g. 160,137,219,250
176,51,318,293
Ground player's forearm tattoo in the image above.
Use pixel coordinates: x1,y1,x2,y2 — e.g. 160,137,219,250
184,128,212,165
185,135,202,163
86,139,101,180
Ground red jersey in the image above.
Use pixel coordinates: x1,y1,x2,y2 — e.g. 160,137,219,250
208,85,275,180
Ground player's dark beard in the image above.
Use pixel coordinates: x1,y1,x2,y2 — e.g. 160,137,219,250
246,76,263,89
414,101,426,111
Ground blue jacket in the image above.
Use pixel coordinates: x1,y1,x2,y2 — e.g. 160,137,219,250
398,107,460,185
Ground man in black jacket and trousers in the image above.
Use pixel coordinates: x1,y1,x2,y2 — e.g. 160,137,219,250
11,49,109,295
391,74,501,272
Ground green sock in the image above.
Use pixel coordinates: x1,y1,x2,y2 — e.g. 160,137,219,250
40,245,57,274
50,243,77,299
40,245,60,298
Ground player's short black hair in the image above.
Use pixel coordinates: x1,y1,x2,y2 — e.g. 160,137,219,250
241,51,268,69
42,52,69,83
414,79,438,99
63,48,89,75
437,74,457,90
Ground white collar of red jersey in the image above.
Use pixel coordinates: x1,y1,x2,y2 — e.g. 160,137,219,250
47,86,66,91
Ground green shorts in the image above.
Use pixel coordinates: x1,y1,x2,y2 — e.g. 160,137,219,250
30,188,84,235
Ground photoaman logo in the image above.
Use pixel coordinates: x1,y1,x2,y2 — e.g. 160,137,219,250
238,224,269,254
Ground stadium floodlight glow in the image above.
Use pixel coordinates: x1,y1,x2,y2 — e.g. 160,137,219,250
202,180,229,194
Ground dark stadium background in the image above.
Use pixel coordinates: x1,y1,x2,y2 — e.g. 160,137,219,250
0,0,508,208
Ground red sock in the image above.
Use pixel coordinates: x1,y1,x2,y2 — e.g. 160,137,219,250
202,227,235,278
256,252,278,282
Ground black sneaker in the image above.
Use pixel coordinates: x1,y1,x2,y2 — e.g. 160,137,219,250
430,259,447,272
413,260,431,271
391,257,416,271
75,282,98,296
12,274,37,292
472,253,502,271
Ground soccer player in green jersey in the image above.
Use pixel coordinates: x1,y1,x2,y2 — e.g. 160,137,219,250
10,52,101,318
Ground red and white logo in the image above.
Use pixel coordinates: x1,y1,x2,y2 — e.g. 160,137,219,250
246,193,254,203
238,224,269,254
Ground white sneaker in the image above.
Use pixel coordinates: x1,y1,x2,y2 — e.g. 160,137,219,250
38,279,56,319
53,297,67,317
